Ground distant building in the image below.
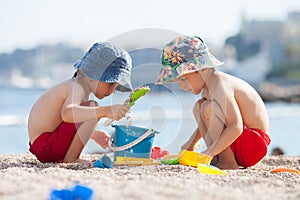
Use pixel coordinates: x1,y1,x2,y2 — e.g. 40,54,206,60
224,11,300,87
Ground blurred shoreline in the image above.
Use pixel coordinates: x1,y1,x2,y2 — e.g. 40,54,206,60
1,88,300,155
259,81,300,103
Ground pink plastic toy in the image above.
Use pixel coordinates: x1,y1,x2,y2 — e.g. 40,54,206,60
151,147,169,159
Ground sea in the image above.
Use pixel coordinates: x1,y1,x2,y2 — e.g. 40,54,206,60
0,87,299,156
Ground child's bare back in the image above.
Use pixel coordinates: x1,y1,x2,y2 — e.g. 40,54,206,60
208,70,269,134
28,80,77,143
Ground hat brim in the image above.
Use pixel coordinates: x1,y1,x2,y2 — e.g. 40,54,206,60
116,84,132,92
156,52,224,85
100,68,132,92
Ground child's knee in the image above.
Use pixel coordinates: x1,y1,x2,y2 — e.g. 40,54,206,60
193,99,205,119
200,100,223,123
200,100,212,123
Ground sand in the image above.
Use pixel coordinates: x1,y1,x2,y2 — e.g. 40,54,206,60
0,153,299,200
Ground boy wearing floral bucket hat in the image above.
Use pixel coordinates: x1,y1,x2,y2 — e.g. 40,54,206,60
156,35,270,169
28,42,132,163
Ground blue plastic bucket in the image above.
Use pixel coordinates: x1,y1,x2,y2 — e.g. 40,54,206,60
112,125,159,161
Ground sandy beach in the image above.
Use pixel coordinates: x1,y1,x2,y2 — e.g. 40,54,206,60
0,153,299,200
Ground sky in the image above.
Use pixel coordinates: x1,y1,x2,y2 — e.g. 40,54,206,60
0,0,299,53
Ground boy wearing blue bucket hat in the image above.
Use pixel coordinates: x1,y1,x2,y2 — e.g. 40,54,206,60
156,35,270,169
28,42,132,163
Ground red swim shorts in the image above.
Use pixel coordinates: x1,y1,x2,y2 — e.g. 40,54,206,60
29,122,80,163
230,125,271,168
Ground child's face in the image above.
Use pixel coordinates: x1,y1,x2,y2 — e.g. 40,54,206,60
175,72,204,95
91,81,118,99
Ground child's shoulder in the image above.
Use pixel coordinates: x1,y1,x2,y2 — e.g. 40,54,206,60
218,72,251,88
44,79,77,95
213,72,256,97
53,79,75,89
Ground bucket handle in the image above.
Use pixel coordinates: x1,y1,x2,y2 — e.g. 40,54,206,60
108,128,154,152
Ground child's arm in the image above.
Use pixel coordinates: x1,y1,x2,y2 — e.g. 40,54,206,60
181,128,202,151
62,103,129,123
203,95,243,158
61,83,129,123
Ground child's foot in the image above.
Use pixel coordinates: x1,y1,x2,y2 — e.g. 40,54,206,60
216,161,239,170
213,147,239,170
91,130,110,149
210,156,219,166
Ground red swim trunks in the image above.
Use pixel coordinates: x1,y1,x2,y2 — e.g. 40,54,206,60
230,125,271,168
29,122,81,163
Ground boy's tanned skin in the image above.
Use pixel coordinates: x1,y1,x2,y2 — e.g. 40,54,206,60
157,35,270,169
28,42,132,164
28,72,129,163
180,69,269,169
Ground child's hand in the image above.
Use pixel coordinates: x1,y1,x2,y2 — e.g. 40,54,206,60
91,130,110,149
110,104,130,120
181,140,196,151
201,149,214,158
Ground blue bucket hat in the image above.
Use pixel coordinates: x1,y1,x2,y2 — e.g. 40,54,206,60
74,42,132,92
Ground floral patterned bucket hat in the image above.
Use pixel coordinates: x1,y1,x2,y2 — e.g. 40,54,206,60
156,35,224,84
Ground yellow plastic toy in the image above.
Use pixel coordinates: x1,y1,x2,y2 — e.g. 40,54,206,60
113,156,160,166
197,164,227,175
179,150,212,167
193,142,201,150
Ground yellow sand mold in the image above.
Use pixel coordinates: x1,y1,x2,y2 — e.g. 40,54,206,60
113,156,160,166
197,164,227,175
179,150,212,167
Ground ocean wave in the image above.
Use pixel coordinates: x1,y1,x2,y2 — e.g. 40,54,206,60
0,115,26,126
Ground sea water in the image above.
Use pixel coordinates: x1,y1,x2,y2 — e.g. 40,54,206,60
0,88,299,156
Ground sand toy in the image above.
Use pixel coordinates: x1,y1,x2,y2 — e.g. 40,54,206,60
161,155,180,165
108,125,159,161
271,167,300,174
113,156,160,166
103,86,157,162
50,184,94,200
94,155,112,168
151,146,169,159
179,150,212,167
197,164,227,175
104,86,151,126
